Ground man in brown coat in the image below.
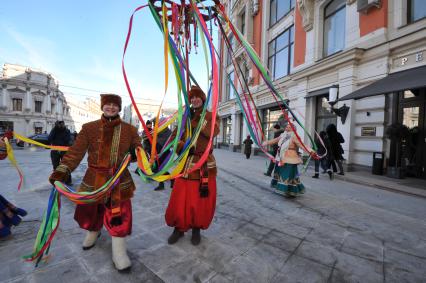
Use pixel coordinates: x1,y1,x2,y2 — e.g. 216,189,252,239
165,85,220,245
49,94,141,272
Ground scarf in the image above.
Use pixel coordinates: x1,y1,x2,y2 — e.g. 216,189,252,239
276,131,293,162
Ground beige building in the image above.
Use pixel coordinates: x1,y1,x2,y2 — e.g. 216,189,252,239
67,96,103,133
122,99,177,133
218,0,426,179
0,63,73,136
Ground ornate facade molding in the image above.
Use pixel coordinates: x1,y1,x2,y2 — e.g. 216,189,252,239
297,0,314,32
346,0,356,4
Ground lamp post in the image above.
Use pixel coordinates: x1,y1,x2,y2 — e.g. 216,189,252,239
328,85,350,124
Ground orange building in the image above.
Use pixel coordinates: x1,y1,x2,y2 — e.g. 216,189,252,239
218,0,426,179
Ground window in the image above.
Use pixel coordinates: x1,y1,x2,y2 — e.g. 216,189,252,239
226,34,234,66
408,0,426,23
242,63,250,91
12,98,22,111
222,117,232,145
268,25,294,80
315,95,337,131
226,70,236,100
270,0,295,26
35,101,42,113
324,0,346,57
240,10,246,35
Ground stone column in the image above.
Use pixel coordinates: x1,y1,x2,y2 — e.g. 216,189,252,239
45,91,51,114
0,84,9,110
24,87,32,112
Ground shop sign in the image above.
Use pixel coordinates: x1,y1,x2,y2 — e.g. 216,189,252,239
393,51,424,68
361,126,376,137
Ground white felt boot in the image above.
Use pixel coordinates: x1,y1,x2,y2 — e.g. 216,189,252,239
112,236,132,272
82,231,100,250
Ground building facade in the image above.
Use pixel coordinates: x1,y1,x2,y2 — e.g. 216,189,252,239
67,96,103,133
0,64,73,136
218,0,426,179
122,99,177,133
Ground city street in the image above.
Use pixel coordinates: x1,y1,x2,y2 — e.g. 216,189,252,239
0,147,425,282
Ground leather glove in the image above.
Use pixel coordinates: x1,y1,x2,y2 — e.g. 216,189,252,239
199,183,209,198
129,146,137,162
49,165,70,186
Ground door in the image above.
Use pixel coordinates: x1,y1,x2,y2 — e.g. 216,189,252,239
398,89,426,179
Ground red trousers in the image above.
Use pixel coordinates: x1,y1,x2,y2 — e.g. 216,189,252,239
165,176,217,232
74,199,132,237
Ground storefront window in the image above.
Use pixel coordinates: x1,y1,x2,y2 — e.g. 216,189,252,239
222,116,232,145
262,108,288,150
315,96,337,132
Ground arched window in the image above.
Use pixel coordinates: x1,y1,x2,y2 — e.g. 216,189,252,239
323,0,346,57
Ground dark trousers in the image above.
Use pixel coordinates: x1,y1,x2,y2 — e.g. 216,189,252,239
314,159,328,174
245,153,251,159
51,151,72,184
326,159,344,173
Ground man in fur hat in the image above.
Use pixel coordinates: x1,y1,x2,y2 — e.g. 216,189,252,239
49,93,141,272
165,85,220,245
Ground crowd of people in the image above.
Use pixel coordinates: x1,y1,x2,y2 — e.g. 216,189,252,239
0,86,346,272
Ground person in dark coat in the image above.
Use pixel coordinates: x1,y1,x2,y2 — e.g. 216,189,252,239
243,135,253,159
48,121,72,185
326,123,345,175
151,118,173,191
264,124,283,176
312,131,334,179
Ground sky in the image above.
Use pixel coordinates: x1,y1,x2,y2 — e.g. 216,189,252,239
0,0,219,107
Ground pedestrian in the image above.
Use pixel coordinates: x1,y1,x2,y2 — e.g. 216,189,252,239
243,135,253,159
326,124,345,175
263,123,316,197
0,138,27,238
165,85,219,246
264,124,283,176
48,121,72,185
312,131,334,179
151,117,173,191
48,93,141,272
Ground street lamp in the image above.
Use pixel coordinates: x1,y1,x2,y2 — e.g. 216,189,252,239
328,85,350,124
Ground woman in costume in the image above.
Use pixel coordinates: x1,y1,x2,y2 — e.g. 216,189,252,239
0,138,27,238
49,94,141,272
165,85,219,245
263,123,316,197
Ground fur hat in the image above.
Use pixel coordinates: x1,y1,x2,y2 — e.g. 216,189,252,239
100,94,122,111
188,85,206,103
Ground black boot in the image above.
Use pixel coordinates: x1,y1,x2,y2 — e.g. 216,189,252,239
154,182,165,191
168,228,184,245
191,228,201,246
312,173,319,179
327,171,333,180
170,179,175,188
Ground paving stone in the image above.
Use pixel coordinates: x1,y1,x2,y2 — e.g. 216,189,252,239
384,247,426,283
270,255,332,283
261,229,302,253
157,258,217,283
295,240,339,267
331,252,383,283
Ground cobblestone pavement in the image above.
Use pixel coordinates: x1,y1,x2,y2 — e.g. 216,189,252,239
0,148,425,282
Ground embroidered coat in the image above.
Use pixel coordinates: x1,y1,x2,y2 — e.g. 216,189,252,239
176,109,220,180
56,116,141,202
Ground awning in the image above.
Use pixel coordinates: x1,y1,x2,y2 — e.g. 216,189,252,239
305,87,330,99
340,65,426,101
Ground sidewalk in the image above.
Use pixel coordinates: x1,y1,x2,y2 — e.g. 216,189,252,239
250,150,426,198
332,168,426,198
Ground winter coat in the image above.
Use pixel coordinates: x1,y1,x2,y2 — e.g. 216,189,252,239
243,138,253,155
326,124,344,160
56,115,141,202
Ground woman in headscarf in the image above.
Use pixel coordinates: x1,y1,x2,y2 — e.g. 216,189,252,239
263,123,317,197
